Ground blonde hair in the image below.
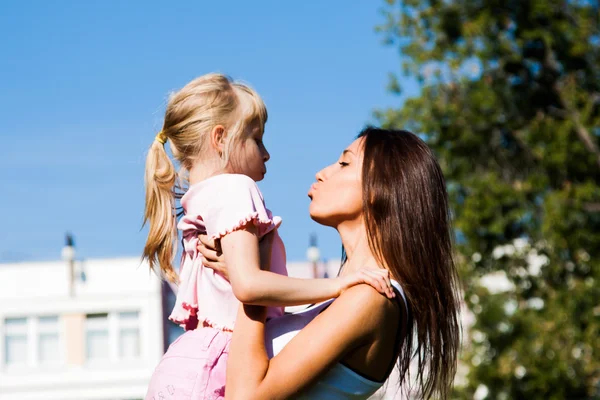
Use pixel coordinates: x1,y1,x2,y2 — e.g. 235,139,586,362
143,73,268,282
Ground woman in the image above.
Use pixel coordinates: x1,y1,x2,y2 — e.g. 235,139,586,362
199,127,461,399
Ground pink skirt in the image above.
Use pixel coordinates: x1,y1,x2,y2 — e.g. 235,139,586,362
146,327,231,400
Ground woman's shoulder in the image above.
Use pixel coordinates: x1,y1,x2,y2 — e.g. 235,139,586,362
334,285,401,329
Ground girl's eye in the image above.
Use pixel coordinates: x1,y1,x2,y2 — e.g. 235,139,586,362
338,162,349,167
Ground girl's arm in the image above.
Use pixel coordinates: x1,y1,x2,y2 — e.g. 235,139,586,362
217,226,394,306
225,284,391,400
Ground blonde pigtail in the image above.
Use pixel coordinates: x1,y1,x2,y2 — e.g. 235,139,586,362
142,137,178,282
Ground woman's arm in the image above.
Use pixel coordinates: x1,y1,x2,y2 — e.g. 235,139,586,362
217,227,394,306
225,284,390,400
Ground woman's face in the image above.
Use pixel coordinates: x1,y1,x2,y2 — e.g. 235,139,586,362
308,138,364,227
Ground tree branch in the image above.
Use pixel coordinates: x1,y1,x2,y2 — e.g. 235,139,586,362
554,83,600,170
583,202,600,213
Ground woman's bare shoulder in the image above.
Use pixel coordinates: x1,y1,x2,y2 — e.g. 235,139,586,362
334,284,401,330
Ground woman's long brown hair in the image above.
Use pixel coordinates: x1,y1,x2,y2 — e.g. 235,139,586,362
359,127,461,399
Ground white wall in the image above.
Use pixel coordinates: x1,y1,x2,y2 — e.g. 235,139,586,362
0,257,164,400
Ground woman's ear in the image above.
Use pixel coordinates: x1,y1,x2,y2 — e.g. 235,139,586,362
210,125,227,156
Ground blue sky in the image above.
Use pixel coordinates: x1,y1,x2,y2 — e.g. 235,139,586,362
0,1,416,264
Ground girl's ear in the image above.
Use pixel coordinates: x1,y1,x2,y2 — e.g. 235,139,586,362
210,125,227,156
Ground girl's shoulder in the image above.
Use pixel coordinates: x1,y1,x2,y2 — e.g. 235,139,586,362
210,174,264,203
180,173,277,239
182,174,263,207
211,173,257,186
187,173,259,193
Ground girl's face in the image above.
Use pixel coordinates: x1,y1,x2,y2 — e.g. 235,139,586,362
228,122,270,182
308,138,364,227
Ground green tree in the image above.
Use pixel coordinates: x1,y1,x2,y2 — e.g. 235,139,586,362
375,1,600,398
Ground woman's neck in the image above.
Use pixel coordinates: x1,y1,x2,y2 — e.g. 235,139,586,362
337,221,379,276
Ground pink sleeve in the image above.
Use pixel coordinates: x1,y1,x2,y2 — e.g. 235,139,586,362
197,175,281,240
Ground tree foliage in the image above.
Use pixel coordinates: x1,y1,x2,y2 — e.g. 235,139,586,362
376,1,600,398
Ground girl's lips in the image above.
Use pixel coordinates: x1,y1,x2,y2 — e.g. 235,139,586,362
308,183,318,198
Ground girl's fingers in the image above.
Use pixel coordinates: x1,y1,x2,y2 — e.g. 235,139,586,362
362,269,395,298
369,269,392,293
360,270,388,297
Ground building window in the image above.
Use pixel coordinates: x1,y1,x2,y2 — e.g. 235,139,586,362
3,315,62,367
38,316,60,364
4,317,28,366
118,311,140,360
86,313,109,361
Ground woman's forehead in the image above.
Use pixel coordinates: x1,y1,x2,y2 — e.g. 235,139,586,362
344,137,365,154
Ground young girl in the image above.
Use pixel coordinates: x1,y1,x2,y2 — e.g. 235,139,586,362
142,73,393,400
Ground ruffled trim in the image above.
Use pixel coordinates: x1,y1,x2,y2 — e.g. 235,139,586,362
210,211,281,240
168,302,198,331
169,302,233,332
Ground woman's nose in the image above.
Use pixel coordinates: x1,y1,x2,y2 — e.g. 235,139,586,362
315,166,328,182
262,145,270,162
315,162,337,182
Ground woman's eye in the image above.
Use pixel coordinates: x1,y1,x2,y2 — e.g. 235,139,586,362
338,162,349,167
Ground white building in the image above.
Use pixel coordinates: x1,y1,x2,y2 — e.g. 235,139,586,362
0,257,165,400
0,250,338,400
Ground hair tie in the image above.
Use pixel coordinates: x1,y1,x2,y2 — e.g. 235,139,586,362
155,131,167,145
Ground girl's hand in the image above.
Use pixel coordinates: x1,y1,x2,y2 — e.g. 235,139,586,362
198,235,228,280
336,268,395,299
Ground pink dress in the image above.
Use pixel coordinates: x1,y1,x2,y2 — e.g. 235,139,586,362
146,174,288,400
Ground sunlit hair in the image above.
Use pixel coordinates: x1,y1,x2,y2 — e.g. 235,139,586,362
358,127,461,400
142,73,268,282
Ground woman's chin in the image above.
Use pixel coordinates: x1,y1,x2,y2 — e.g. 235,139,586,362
309,208,334,227
309,206,322,223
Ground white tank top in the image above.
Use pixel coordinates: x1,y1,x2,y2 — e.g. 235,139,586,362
264,280,408,399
